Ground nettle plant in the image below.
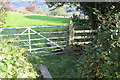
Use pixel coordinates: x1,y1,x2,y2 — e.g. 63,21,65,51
77,4,120,78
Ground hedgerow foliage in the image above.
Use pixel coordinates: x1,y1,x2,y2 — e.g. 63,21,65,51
71,14,90,30
0,40,38,78
77,3,120,78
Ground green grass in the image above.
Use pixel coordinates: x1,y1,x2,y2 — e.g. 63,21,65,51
3,12,120,78
5,13,70,27
2,27,67,55
3,13,80,78
41,54,80,78
3,13,69,55
29,53,80,78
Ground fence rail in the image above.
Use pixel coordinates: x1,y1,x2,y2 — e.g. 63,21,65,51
28,45,66,51
0,21,120,56
1,24,118,56
73,33,94,45
17,41,67,47
68,21,120,46
16,37,66,42
0,31,67,36
74,30,96,33
1,25,67,29
68,21,95,45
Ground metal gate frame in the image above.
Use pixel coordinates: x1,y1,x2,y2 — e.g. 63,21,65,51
0,26,68,56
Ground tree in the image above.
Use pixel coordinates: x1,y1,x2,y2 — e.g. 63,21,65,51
0,1,7,28
25,2,38,12
46,2,119,29
3,2,16,12
50,7,66,16
46,1,120,78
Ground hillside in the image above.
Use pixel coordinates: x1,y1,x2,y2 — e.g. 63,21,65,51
5,13,70,27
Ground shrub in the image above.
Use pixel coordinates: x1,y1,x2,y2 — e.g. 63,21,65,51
71,14,90,30
76,8,120,78
77,43,120,78
49,7,67,16
0,39,39,78
33,10,46,16
18,10,32,14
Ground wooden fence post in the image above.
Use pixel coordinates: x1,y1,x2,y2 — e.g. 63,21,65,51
40,64,53,80
68,20,74,46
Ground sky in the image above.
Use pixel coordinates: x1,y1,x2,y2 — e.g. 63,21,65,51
13,0,45,2
9,0,49,11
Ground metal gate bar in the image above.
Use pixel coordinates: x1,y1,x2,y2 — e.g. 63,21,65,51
0,26,68,56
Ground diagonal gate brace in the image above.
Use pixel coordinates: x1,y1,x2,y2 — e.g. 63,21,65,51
30,28,64,50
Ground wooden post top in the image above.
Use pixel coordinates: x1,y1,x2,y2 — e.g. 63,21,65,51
40,64,53,80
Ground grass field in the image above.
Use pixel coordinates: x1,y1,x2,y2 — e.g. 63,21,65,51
41,53,80,78
2,12,120,78
2,13,80,78
3,13,70,55
5,13,70,27
2,26,67,55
